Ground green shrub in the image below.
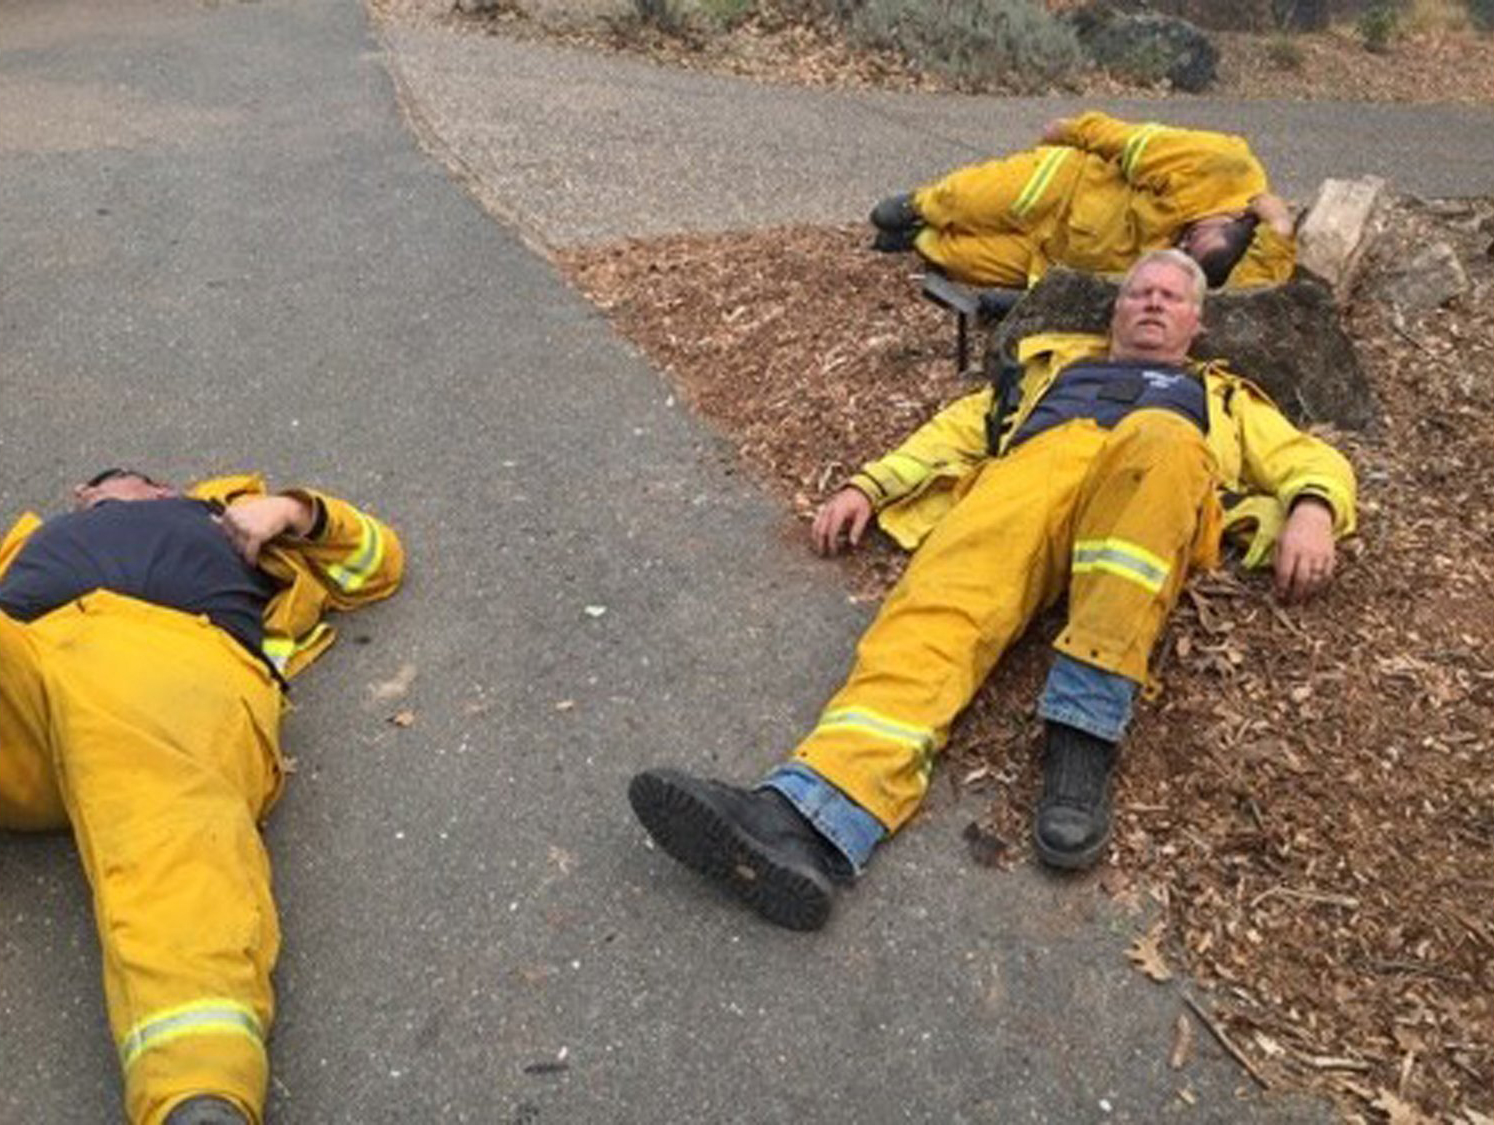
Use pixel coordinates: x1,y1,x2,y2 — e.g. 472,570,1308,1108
776,0,867,19
1466,0,1494,30
1265,31,1305,69
850,0,1084,90
1358,3,1400,51
1270,0,1329,33
698,0,757,29
632,0,686,32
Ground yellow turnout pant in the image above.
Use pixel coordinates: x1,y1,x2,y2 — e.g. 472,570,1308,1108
912,146,1084,287
0,590,285,1124
793,412,1219,832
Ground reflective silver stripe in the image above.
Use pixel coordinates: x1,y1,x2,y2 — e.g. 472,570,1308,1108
119,1000,263,1070
1072,538,1170,595
327,511,385,594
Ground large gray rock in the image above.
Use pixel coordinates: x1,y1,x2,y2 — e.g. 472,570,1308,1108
1069,5,1219,92
1371,240,1470,312
986,268,1377,430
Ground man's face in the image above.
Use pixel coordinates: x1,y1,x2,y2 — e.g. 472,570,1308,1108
1109,260,1202,363
1177,212,1243,261
72,470,175,510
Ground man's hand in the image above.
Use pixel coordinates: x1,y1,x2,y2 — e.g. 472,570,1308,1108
1249,193,1293,237
1041,117,1072,144
219,494,316,565
1274,497,1336,603
811,487,874,557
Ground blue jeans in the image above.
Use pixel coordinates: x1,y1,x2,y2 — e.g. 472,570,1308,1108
761,654,1134,873
1036,652,1136,742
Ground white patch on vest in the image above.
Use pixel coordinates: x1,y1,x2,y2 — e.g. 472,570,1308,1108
1142,369,1187,389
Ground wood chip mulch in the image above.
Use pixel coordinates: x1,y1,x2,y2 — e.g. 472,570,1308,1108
556,199,1494,1123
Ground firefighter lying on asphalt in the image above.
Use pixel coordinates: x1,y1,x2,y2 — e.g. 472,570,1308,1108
629,249,1355,932
0,469,403,1125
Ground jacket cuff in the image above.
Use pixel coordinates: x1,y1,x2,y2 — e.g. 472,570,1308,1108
281,488,328,541
1281,478,1354,536
845,473,885,508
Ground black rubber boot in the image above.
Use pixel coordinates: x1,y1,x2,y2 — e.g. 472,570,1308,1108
1033,723,1118,871
628,768,847,931
163,1095,250,1125
871,227,920,253
869,191,920,231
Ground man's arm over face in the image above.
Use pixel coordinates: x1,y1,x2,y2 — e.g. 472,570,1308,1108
1217,194,1296,288
1050,112,1268,223
191,475,405,607
218,494,318,566
271,488,404,608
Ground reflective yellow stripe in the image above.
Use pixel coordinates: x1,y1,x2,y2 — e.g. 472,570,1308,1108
326,512,385,594
119,999,263,1070
1011,148,1071,220
817,706,936,758
1072,537,1170,595
882,453,932,489
1121,123,1162,181
261,622,330,673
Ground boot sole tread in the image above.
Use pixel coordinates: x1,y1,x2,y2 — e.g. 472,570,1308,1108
628,770,830,932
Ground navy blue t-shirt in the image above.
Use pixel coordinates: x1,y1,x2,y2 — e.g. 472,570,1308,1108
0,497,276,655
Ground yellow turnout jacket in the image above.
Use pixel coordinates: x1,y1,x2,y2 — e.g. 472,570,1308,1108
912,112,1294,288
846,333,1356,564
0,473,404,681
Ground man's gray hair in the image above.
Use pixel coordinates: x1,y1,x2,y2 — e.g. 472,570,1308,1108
1121,249,1208,308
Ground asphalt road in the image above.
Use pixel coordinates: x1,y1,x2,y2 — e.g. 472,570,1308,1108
381,22,1494,248
3,2,1485,1121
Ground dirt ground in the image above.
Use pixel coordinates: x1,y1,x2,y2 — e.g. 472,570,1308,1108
556,199,1494,1124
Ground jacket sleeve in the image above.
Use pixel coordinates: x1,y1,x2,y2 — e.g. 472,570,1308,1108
1225,224,1296,287
191,474,405,609
1233,387,1357,537
1053,112,1267,221
276,488,405,610
0,513,42,580
847,387,994,510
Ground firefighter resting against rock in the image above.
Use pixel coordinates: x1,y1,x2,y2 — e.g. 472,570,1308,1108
629,249,1355,932
0,469,403,1125
871,111,1296,290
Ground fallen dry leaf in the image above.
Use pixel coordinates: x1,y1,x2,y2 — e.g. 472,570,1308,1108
962,820,1009,868
389,709,416,728
369,661,418,702
1127,921,1173,983
1372,1088,1433,1125
1170,1011,1194,1070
